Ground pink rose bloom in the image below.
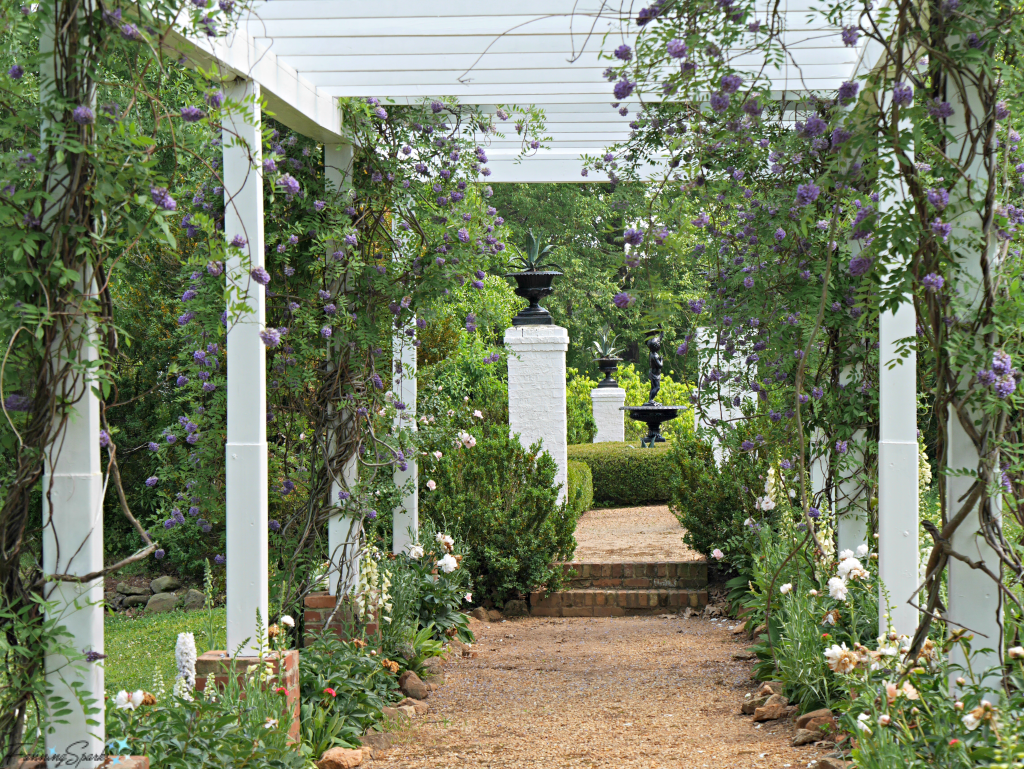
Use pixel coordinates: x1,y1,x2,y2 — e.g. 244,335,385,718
712,549,725,560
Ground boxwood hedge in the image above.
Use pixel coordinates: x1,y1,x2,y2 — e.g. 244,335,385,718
566,441,675,505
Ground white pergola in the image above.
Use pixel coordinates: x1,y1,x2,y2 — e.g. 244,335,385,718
44,2,997,762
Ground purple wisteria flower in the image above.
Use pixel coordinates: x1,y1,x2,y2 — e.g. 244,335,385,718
848,255,873,277
614,80,636,100
8,64,24,79
995,376,1017,398
277,174,300,195
71,105,94,125
457,227,470,243
841,26,859,46
931,219,952,242
927,188,949,209
370,373,384,390
688,299,705,314
154,549,166,560
977,369,998,386
148,442,160,452
624,227,644,245
175,376,189,387
260,328,282,347
269,519,281,532
612,292,635,309
720,74,742,94
614,44,632,61
150,186,177,211
214,554,225,565
166,434,177,444
206,90,224,108
837,81,859,104
344,233,358,247
666,39,688,58
795,183,820,206
740,440,755,451
811,386,824,400
893,82,914,107
926,99,954,119
743,277,754,288
250,266,270,285
995,101,1010,121
709,93,730,113
835,440,849,455
774,227,786,241
692,212,709,228
992,350,1012,376
180,106,205,122
921,272,944,292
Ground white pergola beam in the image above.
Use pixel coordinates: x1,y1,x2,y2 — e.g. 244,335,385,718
223,77,269,655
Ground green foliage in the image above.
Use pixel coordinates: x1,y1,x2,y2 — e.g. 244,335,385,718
566,460,594,516
508,229,560,272
667,439,746,557
419,426,579,606
566,368,597,444
591,325,623,359
566,441,675,505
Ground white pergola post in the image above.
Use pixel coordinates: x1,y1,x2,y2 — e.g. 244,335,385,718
392,331,418,553
505,326,569,504
946,83,1002,689
323,143,362,596
591,386,625,443
223,77,268,655
42,329,105,766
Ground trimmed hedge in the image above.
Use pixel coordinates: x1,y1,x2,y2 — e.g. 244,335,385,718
566,441,675,505
566,459,594,514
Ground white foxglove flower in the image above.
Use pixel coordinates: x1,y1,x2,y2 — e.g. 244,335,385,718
172,675,194,702
827,576,849,601
438,554,458,573
174,632,197,688
779,583,792,595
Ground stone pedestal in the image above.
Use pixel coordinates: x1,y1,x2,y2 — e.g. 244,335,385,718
505,326,569,504
303,592,378,646
590,387,625,443
195,649,300,741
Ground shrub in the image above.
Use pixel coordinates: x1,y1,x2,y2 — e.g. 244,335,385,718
566,441,675,505
419,426,579,606
566,368,597,444
667,438,746,556
566,460,594,515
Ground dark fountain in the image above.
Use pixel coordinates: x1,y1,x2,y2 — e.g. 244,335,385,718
622,332,685,448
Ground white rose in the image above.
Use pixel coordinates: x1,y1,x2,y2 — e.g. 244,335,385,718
407,544,424,559
828,576,849,602
839,549,854,560
280,614,295,628
115,690,144,711
837,557,863,580
779,583,792,595
438,554,458,573
856,543,869,557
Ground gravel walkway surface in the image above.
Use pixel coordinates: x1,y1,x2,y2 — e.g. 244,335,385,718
374,615,827,768
572,505,703,563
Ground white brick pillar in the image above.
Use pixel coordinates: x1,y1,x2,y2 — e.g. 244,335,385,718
591,387,625,443
505,326,569,504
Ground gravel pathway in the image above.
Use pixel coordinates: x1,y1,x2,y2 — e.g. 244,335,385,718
572,505,702,563
374,615,827,768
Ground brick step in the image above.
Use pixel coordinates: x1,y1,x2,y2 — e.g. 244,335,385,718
529,587,708,618
554,561,707,590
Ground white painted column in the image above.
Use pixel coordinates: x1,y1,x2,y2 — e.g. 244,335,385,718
324,143,361,596
392,330,419,553
591,386,625,442
877,292,919,637
946,80,1001,689
223,78,268,655
42,329,105,766
505,326,569,503
694,328,725,464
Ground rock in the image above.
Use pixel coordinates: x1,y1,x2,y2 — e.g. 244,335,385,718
803,716,835,733
732,649,756,661
380,706,408,723
422,656,443,676
317,747,364,768
397,705,416,719
750,623,768,640
796,708,835,729
704,604,723,618
123,594,150,608
360,746,374,762
397,697,429,715
145,592,179,613
149,576,181,594
681,607,695,619
360,732,394,753
809,760,849,769
486,609,503,622
503,599,529,617
181,589,205,611
740,695,769,715
758,681,785,696
116,582,151,596
104,591,124,610
752,694,790,722
398,670,429,700
470,607,489,622
792,729,820,746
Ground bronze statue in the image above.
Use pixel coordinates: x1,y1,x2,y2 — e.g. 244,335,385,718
646,332,663,404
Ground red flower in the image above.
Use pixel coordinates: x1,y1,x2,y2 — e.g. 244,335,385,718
821,633,830,639
274,686,287,695
323,687,337,697
949,739,960,747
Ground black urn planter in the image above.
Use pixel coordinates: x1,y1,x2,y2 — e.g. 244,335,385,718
595,357,622,388
506,271,561,326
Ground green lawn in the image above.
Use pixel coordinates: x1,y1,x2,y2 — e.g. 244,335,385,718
104,608,226,695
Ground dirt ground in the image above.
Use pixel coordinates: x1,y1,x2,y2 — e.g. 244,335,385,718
572,505,703,563
374,615,828,769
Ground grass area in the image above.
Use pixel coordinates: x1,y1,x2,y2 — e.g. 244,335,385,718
104,608,226,695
